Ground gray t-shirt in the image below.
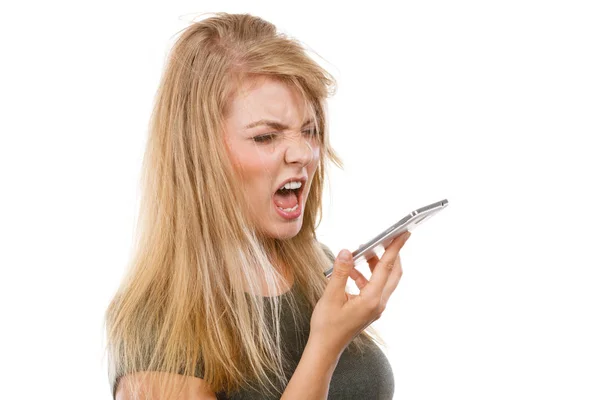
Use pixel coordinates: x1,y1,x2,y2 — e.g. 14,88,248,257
215,280,395,400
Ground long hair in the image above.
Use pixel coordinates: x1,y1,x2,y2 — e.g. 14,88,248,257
104,12,386,399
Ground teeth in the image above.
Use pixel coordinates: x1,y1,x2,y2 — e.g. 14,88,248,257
278,204,299,212
279,181,302,191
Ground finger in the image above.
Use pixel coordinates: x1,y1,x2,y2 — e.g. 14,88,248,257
324,249,355,300
358,243,379,274
381,254,402,303
349,267,369,290
366,254,379,274
345,292,358,302
366,231,411,295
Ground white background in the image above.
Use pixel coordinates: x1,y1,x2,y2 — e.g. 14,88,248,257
1,1,598,399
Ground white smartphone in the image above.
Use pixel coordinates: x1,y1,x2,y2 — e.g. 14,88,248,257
323,199,449,278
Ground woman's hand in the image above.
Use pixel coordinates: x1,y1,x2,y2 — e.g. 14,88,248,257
309,231,411,356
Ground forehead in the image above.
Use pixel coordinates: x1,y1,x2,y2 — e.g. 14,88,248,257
227,77,310,127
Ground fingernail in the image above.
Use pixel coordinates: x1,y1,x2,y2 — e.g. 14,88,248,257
338,249,352,262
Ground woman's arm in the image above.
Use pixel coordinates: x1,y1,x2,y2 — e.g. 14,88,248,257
115,371,217,400
280,336,342,400
282,233,411,399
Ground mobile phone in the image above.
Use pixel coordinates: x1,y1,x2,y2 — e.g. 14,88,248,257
323,199,449,278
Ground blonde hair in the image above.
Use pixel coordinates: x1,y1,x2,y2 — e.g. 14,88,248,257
104,12,386,399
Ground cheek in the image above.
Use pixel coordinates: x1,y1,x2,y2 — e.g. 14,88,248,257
310,147,321,170
311,144,321,159
230,145,267,174
233,156,276,198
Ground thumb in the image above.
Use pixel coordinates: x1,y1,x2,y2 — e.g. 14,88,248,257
326,249,355,294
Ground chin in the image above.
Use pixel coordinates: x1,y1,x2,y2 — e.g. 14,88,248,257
266,224,302,240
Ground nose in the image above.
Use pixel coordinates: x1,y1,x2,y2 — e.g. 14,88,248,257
284,133,314,167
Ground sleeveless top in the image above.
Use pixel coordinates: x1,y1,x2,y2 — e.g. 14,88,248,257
111,248,395,399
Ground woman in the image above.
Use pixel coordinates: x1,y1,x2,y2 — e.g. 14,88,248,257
105,12,411,400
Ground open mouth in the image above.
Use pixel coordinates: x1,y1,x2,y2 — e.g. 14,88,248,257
273,184,304,213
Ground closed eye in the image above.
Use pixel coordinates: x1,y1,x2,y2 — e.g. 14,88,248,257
253,134,275,143
253,129,318,144
303,128,318,137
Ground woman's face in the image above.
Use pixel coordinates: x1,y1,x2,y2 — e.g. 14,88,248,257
224,76,321,239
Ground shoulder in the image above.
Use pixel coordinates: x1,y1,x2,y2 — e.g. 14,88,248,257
319,242,335,263
114,371,217,400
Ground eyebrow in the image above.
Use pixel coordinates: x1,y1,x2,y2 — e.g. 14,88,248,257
244,119,314,130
